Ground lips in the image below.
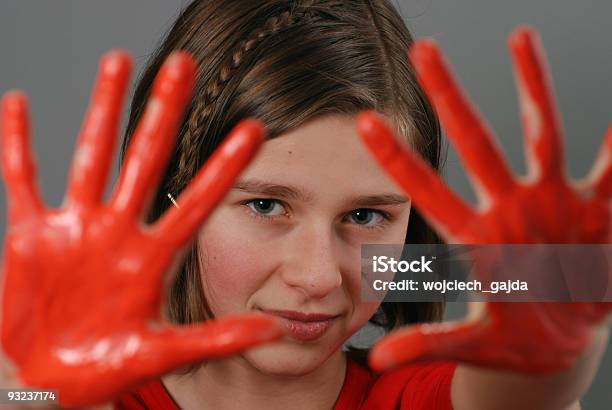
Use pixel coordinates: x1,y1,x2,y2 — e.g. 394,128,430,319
261,309,339,342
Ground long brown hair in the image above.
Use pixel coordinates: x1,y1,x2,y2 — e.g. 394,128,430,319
120,0,445,365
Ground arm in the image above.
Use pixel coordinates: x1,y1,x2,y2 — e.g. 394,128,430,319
452,322,608,410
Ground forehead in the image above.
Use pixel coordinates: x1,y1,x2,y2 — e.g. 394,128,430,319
239,115,405,198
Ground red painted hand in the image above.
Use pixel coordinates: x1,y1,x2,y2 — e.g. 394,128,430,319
0,51,282,407
358,27,612,373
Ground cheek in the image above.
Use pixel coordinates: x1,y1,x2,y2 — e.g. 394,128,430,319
338,246,382,335
197,213,277,316
343,211,411,332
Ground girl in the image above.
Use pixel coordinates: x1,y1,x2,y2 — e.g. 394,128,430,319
1,0,610,409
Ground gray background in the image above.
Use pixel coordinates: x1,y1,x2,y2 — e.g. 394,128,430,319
1,0,611,408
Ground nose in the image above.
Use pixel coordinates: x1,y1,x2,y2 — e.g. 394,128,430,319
280,224,343,299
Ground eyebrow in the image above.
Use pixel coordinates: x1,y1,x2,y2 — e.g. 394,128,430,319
350,194,409,207
232,179,409,207
233,179,315,203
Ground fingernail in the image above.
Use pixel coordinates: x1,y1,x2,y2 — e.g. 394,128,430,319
357,111,399,163
101,49,133,78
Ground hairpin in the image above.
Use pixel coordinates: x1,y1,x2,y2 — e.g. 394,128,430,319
167,193,180,208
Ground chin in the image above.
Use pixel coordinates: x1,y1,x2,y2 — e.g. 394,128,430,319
240,337,343,376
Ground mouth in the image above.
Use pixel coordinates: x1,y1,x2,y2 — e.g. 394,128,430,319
258,309,340,342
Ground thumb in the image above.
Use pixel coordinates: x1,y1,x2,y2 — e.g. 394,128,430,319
139,313,284,375
369,319,484,372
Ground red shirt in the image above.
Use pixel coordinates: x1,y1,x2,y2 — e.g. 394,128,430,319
114,359,457,409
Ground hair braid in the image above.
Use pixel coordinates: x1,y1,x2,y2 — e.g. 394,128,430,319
169,2,333,197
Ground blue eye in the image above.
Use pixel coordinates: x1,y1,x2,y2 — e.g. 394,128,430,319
348,209,388,228
245,199,286,217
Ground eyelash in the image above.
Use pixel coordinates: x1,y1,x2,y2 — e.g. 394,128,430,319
241,198,392,230
242,199,289,221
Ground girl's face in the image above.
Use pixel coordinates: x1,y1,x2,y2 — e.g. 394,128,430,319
198,115,411,375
